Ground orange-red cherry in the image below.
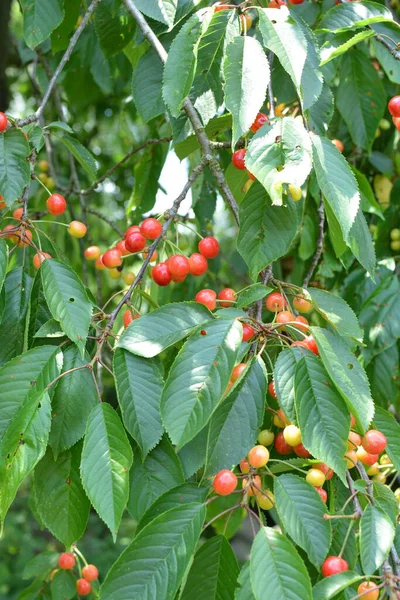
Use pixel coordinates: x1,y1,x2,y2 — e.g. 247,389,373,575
33,252,51,269
266,292,286,312
274,431,292,455
189,253,208,276
242,323,255,342
0,112,8,132
168,255,190,279
198,236,220,259
195,289,217,310
218,288,236,308
84,246,101,260
76,578,91,596
58,553,75,570
82,564,99,582
152,262,172,286
47,193,66,215
361,430,387,454
213,470,237,495
140,217,162,240
250,112,268,133
102,249,122,268
321,556,348,577
125,232,146,253
232,149,247,170
68,221,87,238
231,363,247,382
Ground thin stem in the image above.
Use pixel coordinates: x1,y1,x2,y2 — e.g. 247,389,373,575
202,504,243,531
303,196,325,287
338,519,354,558
45,365,89,390
346,471,363,518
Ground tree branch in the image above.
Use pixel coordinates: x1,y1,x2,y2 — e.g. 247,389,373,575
268,52,275,119
123,0,240,225
303,196,325,287
375,34,400,59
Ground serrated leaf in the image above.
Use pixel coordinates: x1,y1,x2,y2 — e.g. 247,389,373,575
41,259,93,356
237,181,298,281
81,403,133,540
317,1,393,33
372,22,400,84
274,474,331,568
181,535,240,600
45,121,74,133
311,135,360,242
51,0,80,53
320,30,374,65
337,50,386,151
204,358,267,477
28,126,45,152
178,426,209,478
274,347,304,425
294,354,349,483
100,503,206,600
351,165,384,219
235,562,255,600
373,481,398,524
21,0,64,49
308,288,363,342
33,445,90,548
0,130,31,204
360,505,395,574
347,208,376,276
127,437,185,522
312,572,363,600
224,36,270,147
0,268,33,366
236,284,272,309
311,327,374,433
114,349,163,457
134,0,178,28
51,133,97,181
49,346,98,458
161,318,242,448
246,117,312,206
34,318,64,338
27,272,52,347
307,83,334,136
118,302,212,358
0,239,8,295
128,142,168,215
51,569,76,600
367,345,399,406
132,49,165,122
163,13,205,117
94,3,135,57
250,527,312,600
373,406,400,473
23,551,59,580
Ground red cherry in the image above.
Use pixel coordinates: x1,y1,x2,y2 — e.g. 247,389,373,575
13,207,23,220
250,112,268,133
265,292,286,312
361,430,387,454
321,556,349,577
294,316,309,333
304,335,319,355
102,249,122,268
288,0,304,3
0,112,8,132
123,310,133,328
268,381,277,398
124,225,141,238
95,255,107,270
33,252,51,269
242,323,255,342
388,96,400,118
0,194,6,209
195,289,217,311
152,262,172,286
291,340,309,350
168,255,190,280
274,431,292,455
393,116,400,131
213,470,237,495
125,232,147,253
315,487,327,503
331,139,344,153
214,2,230,10
82,564,99,582
242,475,262,496
356,446,379,466
276,310,294,325
218,288,236,308
68,221,87,238
142,249,158,262
231,363,247,382
198,236,220,259
47,193,66,215
189,253,208,276
314,463,333,480
76,578,92,596
58,553,75,570
116,240,131,256
232,149,247,170
84,246,101,261
294,443,311,458
140,217,162,240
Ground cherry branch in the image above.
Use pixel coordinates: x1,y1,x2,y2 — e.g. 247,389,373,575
123,0,240,225
303,195,325,288
375,34,400,60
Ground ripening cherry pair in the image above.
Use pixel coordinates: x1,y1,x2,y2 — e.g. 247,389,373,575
388,95,400,130
58,553,99,596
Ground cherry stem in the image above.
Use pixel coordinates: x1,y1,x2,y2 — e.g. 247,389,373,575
175,220,203,240
33,219,69,227
268,459,308,475
338,519,355,558
33,174,52,196
202,504,243,531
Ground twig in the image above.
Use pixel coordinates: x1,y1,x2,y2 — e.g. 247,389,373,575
85,208,124,237
123,0,240,225
346,471,363,518
268,52,275,119
375,34,400,59
303,196,325,287
78,138,172,195
203,504,243,531
391,547,400,578
22,150,37,220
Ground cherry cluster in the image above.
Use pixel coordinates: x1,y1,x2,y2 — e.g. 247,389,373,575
57,553,99,596
388,95,400,131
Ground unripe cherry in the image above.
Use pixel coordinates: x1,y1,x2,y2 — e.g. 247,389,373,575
293,294,312,313
357,582,379,600
198,236,220,259
248,445,270,468
76,578,91,596
242,323,255,342
58,553,75,570
331,139,344,153
315,487,327,503
306,468,326,487
266,292,286,312
239,459,250,474
152,262,172,286
380,454,391,465
373,472,387,484
232,149,247,170
366,462,379,476
33,252,51,269
195,289,217,310
314,463,333,480
125,232,146,253
3,224,19,243
294,316,309,333
109,268,122,280
250,112,268,133
102,248,122,268
347,431,361,450
123,272,135,285
47,193,66,215
123,310,133,328
273,409,289,428
258,429,274,446
283,425,302,447
321,556,348,577
213,470,237,495
356,446,379,466
168,255,190,279
0,112,8,132
288,184,302,201
361,430,387,454
84,246,101,261
82,564,99,582
140,217,162,240
218,288,236,308
68,221,87,238
188,253,208,276
345,450,358,468
256,490,275,510
294,443,311,458
231,363,247,382
274,431,292,455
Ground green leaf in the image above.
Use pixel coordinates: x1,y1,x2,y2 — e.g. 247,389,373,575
174,114,232,160
100,503,206,600
28,125,45,152
178,426,209,478
223,36,270,147
161,318,242,448
320,30,374,66
49,346,98,458
0,268,33,366
51,0,80,53
118,302,212,358
133,0,178,28
274,474,331,568
273,347,304,425
51,133,97,181
34,318,64,338
367,345,399,406
0,239,8,296
351,165,384,219
33,445,90,548
128,142,168,215
308,288,363,342
294,354,349,483
307,83,334,137
311,327,374,433
163,13,205,117
137,483,208,533
23,551,59,580
51,570,76,600
132,50,165,123
81,403,133,540
246,117,312,205
0,391,51,528
372,22,400,84
181,535,240,600
236,284,272,309
94,3,135,57
360,505,395,574
41,259,93,357
373,407,400,473
27,272,52,347
337,50,386,151
311,135,360,242
45,121,74,134
21,0,64,49
204,358,267,477
346,208,376,276
0,130,31,204
235,562,255,600
312,572,364,600
114,349,163,457
317,1,393,33
373,481,398,524
250,527,312,600
127,437,185,522
237,181,298,281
